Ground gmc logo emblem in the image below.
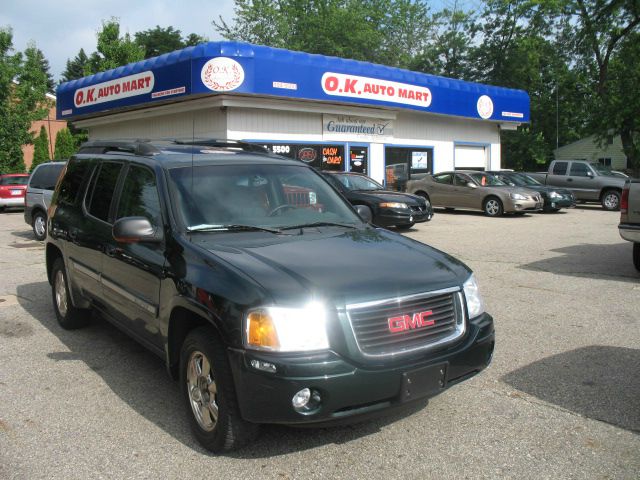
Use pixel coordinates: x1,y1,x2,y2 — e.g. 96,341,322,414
388,310,434,333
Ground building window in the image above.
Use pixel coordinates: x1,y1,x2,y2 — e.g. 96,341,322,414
258,143,345,171
598,157,612,166
384,146,433,191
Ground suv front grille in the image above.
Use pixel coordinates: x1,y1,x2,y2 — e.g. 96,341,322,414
346,288,465,357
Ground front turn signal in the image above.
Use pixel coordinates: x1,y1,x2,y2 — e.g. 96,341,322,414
247,310,280,350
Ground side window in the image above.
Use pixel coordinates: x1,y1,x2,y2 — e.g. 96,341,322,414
57,160,94,206
86,162,123,222
569,163,590,176
116,165,162,227
552,162,568,175
30,164,65,190
433,173,453,184
455,174,472,187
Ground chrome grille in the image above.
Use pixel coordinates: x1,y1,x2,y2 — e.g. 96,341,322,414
346,288,465,357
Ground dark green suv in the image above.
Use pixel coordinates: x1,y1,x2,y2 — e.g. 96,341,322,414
45,140,494,452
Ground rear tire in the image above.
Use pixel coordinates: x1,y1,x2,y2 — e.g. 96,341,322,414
601,190,620,211
51,258,91,330
633,243,640,272
32,211,47,241
483,197,504,217
180,326,259,452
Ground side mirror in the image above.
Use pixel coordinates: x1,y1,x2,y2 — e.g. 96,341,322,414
468,183,478,189
355,205,373,223
113,216,162,244
586,171,594,178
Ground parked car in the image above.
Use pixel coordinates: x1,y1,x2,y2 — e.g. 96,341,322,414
488,171,575,212
619,179,640,271
0,173,30,212
46,139,494,452
322,171,433,229
406,170,543,217
24,161,66,240
526,160,627,210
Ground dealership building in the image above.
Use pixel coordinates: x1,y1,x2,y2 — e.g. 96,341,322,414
57,42,530,189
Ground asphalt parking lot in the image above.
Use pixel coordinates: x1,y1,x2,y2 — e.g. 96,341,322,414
1,207,638,479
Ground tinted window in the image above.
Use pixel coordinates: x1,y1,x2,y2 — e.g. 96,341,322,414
116,165,162,227
433,173,453,184
0,175,29,185
57,160,94,206
569,163,590,176
30,163,65,190
86,162,123,222
455,174,473,187
552,162,568,175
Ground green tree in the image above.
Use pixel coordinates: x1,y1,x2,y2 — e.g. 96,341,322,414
214,0,434,68
135,26,184,58
87,18,145,73
61,48,89,82
31,126,50,171
53,127,77,160
0,29,50,173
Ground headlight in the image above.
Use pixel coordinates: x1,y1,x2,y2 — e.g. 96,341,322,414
245,302,329,352
379,202,409,209
549,191,562,199
510,193,527,200
463,274,485,319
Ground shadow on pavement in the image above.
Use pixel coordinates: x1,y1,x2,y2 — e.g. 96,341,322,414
519,242,639,282
502,346,640,433
17,281,429,457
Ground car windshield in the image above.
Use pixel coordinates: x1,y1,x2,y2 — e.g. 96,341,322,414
330,174,383,191
169,164,363,231
514,173,542,186
468,173,506,186
494,173,525,187
0,176,28,186
590,163,617,176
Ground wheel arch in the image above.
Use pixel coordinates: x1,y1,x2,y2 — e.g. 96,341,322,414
46,243,63,284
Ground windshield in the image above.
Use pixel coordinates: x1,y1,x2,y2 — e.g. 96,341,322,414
0,175,29,186
330,173,383,191
590,163,616,176
468,172,506,186
513,173,542,186
169,164,363,231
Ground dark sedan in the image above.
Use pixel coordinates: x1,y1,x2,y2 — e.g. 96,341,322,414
488,171,576,212
322,171,433,229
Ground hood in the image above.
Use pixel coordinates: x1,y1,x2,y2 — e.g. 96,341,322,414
349,190,423,205
193,227,469,306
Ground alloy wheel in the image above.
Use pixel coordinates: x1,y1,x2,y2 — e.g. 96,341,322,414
187,351,219,432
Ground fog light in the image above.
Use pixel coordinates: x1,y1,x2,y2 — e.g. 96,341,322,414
409,216,413,222
292,388,322,414
250,359,277,373
292,388,311,408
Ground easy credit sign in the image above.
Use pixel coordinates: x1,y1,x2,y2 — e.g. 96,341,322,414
321,72,432,108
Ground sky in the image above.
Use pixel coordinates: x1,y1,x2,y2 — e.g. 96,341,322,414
0,0,236,82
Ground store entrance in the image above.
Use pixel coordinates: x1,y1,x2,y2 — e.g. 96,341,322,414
349,146,368,174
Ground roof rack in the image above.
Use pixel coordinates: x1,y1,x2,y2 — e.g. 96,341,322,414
77,139,270,156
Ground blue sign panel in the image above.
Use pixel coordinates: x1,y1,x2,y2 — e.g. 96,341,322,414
57,42,530,123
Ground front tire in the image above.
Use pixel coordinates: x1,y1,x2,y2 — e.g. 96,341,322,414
51,258,90,330
180,326,259,452
633,243,640,272
483,197,504,217
32,211,47,241
601,190,621,211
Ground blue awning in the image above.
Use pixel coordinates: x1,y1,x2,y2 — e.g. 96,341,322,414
57,41,529,123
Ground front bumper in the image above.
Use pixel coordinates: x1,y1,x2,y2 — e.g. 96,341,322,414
619,223,640,243
545,196,575,209
375,207,432,227
228,313,494,425
505,198,543,212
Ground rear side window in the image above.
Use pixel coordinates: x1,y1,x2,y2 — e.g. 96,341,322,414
433,173,453,184
86,162,123,222
552,162,568,175
30,163,65,190
0,176,29,186
569,163,590,176
116,165,162,227
57,160,94,206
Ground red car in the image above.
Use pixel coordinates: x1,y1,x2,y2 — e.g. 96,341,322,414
0,173,30,212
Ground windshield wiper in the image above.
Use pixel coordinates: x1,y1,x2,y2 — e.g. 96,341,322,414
281,221,360,231
187,224,284,234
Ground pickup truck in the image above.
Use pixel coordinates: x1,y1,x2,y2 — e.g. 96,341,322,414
619,179,640,271
526,160,627,210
